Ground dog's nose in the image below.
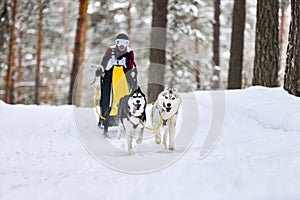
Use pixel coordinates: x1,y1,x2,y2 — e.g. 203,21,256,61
167,103,171,107
136,100,140,104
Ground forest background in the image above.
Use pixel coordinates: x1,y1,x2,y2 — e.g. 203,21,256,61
0,0,299,106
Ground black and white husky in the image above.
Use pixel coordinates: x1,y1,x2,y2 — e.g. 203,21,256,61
117,87,147,155
151,87,181,151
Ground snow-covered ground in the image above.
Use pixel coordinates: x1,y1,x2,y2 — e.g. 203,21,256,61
1,86,300,200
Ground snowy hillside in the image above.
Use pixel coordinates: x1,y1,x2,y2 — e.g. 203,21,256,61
1,86,300,200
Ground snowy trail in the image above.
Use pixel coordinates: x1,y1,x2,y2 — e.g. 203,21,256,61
1,87,300,199
73,92,199,173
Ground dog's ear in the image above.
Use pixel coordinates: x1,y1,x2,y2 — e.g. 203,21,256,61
141,87,146,97
141,109,146,122
172,87,178,93
141,98,147,122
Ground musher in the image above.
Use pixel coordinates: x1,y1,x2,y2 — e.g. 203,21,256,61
94,33,137,133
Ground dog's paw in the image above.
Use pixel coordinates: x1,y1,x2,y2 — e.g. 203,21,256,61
117,132,122,140
163,139,167,149
169,147,175,151
155,137,161,144
136,138,143,144
128,149,134,155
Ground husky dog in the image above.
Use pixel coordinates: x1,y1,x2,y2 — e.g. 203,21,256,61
117,87,147,155
152,87,181,151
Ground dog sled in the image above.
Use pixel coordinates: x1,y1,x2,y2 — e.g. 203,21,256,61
90,64,137,134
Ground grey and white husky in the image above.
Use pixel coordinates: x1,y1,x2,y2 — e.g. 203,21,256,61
117,87,147,155
151,87,181,151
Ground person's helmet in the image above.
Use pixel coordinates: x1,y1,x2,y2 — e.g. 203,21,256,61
115,33,129,46
115,33,129,40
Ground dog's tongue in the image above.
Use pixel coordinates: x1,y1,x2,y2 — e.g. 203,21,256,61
133,105,137,114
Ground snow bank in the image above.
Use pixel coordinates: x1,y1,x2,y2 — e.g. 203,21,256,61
225,86,300,132
1,87,300,200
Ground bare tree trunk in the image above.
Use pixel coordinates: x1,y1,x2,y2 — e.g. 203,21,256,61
284,0,300,96
51,72,57,105
252,0,279,87
68,0,89,105
0,0,9,53
212,0,220,90
195,37,201,90
4,0,17,104
44,67,49,104
127,2,132,38
35,2,44,105
228,0,246,89
75,1,89,107
279,0,289,65
148,0,168,102
17,31,24,104
62,0,72,76
75,65,83,106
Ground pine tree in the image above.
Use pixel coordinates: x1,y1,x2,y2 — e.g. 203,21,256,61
212,0,220,90
252,0,279,87
4,0,17,103
68,0,89,105
228,0,246,89
148,0,168,102
34,2,44,105
284,0,300,96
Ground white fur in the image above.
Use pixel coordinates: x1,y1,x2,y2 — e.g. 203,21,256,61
117,90,146,155
151,88,181,151
117,118,144,155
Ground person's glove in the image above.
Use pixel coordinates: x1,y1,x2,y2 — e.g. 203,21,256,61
95,65,104,77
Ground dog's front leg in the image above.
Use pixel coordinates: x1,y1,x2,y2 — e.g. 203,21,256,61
136,128,144,144
163,126,169,149
155,131,161,144
152,109,161,144
168,124,175,151
117,123,123,140
126,130,134,155
168,116,177,151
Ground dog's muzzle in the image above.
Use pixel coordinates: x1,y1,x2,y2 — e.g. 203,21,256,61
132,103,141,114
163,102,172,112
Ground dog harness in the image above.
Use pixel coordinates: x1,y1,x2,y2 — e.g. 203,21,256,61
128,111,144,129
119,104,145,130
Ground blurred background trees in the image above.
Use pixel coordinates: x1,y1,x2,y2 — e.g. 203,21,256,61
0,0,298,106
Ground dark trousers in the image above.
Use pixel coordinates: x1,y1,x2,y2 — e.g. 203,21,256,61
99,67,137,126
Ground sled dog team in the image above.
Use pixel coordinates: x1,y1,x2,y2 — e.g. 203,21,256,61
117,87,181,155
93,33,182,155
